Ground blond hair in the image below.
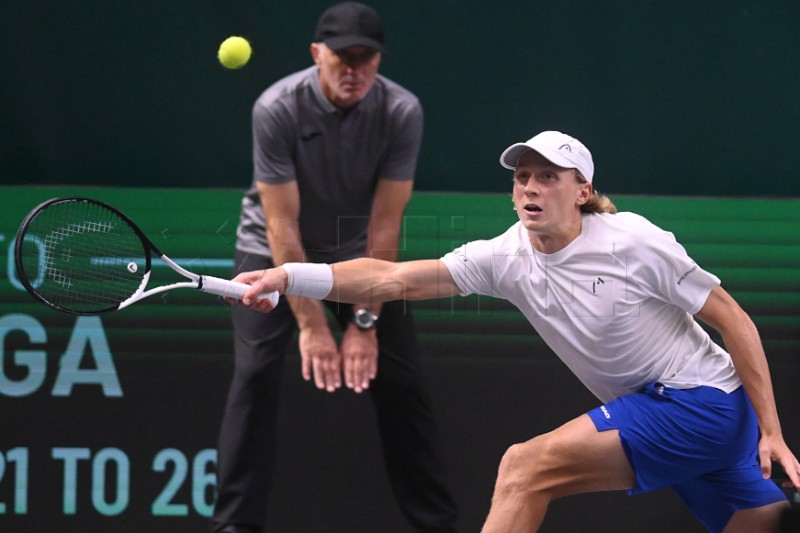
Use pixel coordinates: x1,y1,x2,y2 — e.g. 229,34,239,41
576,171,617,214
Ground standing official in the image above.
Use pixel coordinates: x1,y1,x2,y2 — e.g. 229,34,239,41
211,3,458,532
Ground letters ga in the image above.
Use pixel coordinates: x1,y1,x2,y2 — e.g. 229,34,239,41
0,314,122,397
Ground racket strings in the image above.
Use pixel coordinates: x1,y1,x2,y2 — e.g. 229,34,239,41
19,201,148,313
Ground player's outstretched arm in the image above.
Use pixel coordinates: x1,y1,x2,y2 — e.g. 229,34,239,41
331,258,460,303
234,258,460,311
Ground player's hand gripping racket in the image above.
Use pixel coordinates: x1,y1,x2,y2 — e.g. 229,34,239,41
14,197,278,315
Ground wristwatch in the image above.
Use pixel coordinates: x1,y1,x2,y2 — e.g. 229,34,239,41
352,308,378,330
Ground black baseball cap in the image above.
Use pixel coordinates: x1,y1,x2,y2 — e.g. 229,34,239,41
314,2,386,53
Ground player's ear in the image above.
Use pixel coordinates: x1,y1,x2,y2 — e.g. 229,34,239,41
310,43,322,65
576,182,592,206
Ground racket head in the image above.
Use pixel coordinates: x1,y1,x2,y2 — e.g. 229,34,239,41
14,197,153,315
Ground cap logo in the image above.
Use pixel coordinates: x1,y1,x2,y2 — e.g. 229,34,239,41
559,144,572,153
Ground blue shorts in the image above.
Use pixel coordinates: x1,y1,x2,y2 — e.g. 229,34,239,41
587,383,786,533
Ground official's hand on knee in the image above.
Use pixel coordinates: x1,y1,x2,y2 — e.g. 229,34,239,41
299,326,341,392
340,325,378,393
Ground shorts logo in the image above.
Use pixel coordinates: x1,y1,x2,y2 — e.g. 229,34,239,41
600,405,611,419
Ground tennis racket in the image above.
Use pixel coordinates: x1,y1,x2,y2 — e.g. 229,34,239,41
14,197,278,315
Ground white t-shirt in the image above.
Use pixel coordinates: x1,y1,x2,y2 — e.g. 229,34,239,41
441,212,741,403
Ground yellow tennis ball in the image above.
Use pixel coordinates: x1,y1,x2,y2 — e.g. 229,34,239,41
218,36,252,69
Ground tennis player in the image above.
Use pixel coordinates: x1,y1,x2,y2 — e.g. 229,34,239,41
230,130,799,532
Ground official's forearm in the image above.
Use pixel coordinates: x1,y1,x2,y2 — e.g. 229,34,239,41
360,222,404,315
366,226,400,262
267,222,328,328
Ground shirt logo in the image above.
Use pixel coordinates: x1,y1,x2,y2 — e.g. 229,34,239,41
592,277,605,294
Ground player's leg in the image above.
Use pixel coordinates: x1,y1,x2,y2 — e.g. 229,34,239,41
481,413,635,533
723,501,788,533
212,252,296,533
353,300,459,532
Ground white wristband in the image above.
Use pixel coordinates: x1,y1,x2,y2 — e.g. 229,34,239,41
281,263,334,300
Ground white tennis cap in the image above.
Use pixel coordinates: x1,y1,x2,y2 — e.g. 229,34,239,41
499,131,594,183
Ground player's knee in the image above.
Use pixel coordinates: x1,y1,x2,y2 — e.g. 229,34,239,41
494,437,554,498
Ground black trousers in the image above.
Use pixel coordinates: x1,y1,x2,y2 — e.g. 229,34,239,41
211,251,458,532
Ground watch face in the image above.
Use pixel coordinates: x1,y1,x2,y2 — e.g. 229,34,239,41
354,309,376,329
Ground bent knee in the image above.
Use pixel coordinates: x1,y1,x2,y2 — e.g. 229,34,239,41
495,436,562,495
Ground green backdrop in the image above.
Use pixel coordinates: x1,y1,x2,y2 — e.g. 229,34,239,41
2,0,799,196
1,187,798,531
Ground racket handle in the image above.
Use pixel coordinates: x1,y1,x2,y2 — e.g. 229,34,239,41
199,275,279,306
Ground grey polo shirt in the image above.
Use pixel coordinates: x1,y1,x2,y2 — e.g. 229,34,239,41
236,66,423,263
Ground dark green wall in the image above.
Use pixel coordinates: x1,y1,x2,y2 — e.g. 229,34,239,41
2,1,799,196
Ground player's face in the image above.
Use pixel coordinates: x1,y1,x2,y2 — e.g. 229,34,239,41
312,43,381,109
512,150,591,253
